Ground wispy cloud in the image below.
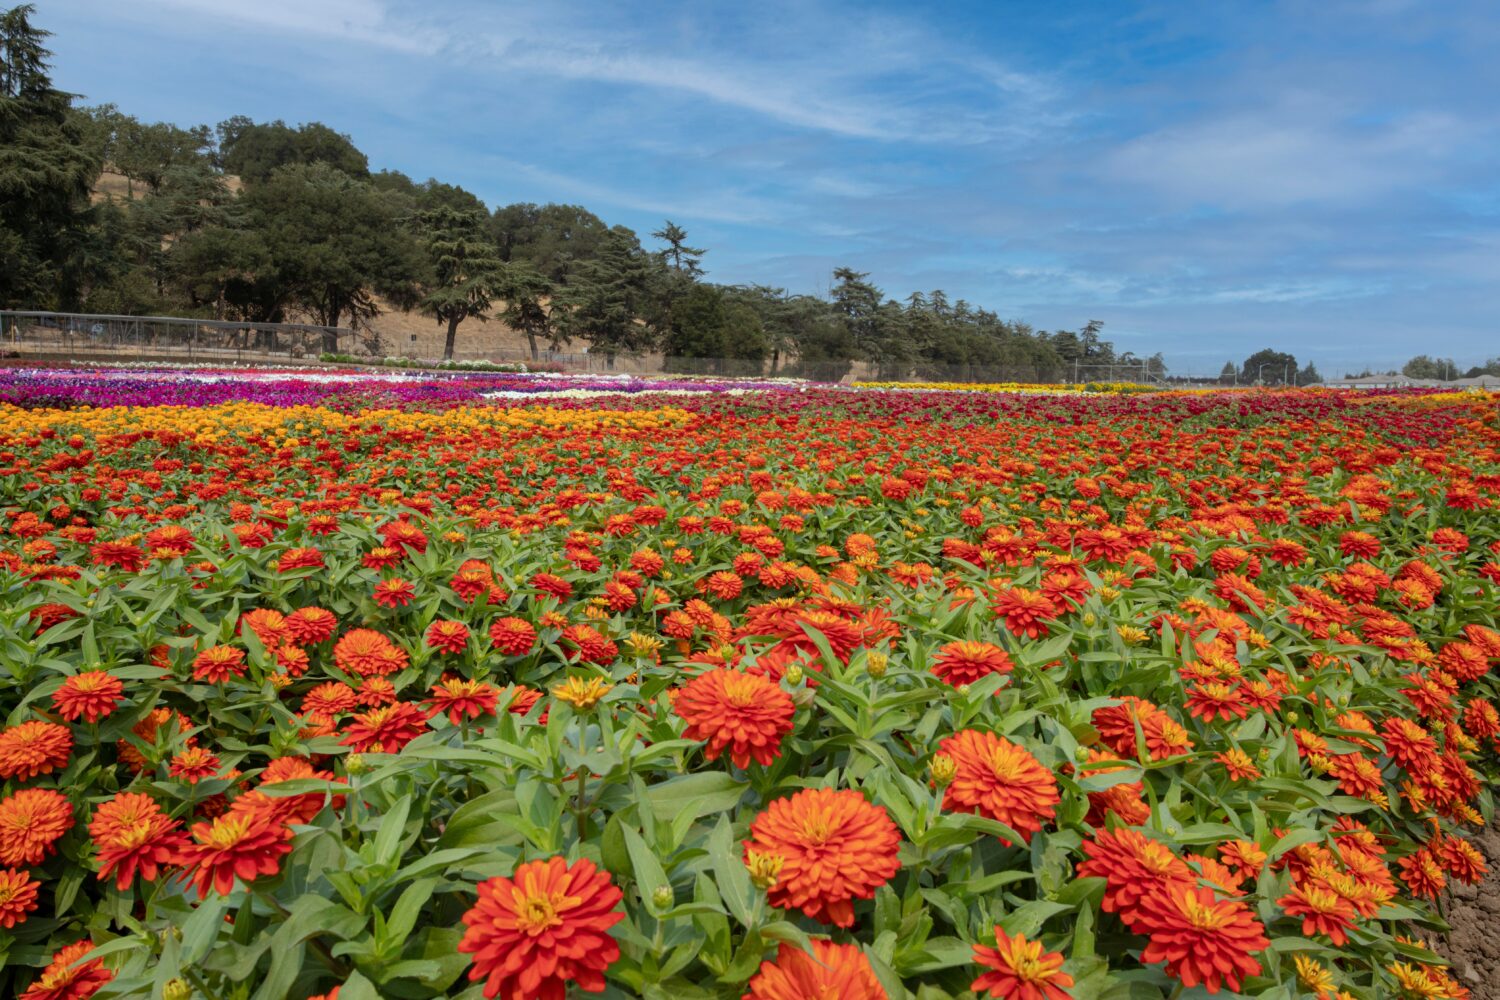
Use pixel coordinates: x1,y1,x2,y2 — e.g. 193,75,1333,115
148,0,445,54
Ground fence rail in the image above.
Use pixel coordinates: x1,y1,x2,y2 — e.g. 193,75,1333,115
0,311,358,363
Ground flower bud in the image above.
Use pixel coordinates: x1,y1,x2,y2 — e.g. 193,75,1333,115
163,979,192,1000
784,664,804,686
746,849,785,890
929,754,957,786
651,885,674,910
344,752,370,775
866,651,888,678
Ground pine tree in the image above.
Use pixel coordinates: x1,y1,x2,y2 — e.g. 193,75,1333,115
418,206,507,360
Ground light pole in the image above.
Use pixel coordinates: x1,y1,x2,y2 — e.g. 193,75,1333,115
1258,363,1271,386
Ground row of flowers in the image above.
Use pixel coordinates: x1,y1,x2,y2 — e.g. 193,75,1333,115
0,381,1495,998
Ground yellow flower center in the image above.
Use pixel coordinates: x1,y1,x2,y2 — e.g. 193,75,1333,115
515,891,566,934
206,816,249,849
1182,893,1230,930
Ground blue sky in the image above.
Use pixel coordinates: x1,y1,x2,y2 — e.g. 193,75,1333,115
44,0,1500,374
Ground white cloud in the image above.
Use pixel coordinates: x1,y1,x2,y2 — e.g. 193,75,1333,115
144,0,445,54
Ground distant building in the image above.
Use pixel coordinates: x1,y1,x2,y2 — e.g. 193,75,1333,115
1316,373,1500,390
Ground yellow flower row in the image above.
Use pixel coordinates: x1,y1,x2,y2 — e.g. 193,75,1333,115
0,402,696,441
851,381,1157,394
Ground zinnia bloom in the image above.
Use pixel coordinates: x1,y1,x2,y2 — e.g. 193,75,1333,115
179,804,293,897
675,668,796,768
51,671,124,723
425,619,471,655
931,641,1013,688
1135,886,1269,994
339,702,430,753
0,788,73,866
169,746,222,783
1277,884,1356,945
990,587,1058,640
89,792,188,890
426,677,499,724
19,940,113,1000
192,645,247,684
971,926,1075,1000
938,729,1059,844
489,616,538,655
742,787,901,927
1077,826,1193,927
0,721,73,781
333,629,409,677
372,577,416,608
458,856,623,1000
744,940,887,1000
285,606,338,645
552,676,613,711
0,867,40,928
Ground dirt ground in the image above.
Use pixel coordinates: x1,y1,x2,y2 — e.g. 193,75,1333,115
1439,824,1500,998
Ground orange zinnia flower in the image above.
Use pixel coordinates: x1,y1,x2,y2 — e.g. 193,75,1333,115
742,787,901,927
488,616,537,655
971,926,1075,1000
931,641,1013,688
675,668,796,769
458,856,623,1000
19,940,113,1000
0,867,40,928
179,803,293,897
192,645,247,684
51,671,124,723
169,746,222,783
1277,883,1356,945
285,606,339,645
1135,886,1268,994
339,702,429,753
990,587,1058,640
426,677,499,724
332,628,409,677
938,730,1059,844
89,792,188,890
0,721,72,781
1077,826,1194,927
744,940,887,1000
0,788,73,866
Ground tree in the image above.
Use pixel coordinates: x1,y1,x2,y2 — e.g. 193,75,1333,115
417,206,506,360
219,119,368,184
490,203,610,285
1239,349,1298,386
1402,355,1458,380
1297,362,1322,386
1219,361,1237,385
652,220,705,276
242,162,423,347
0,4,101,307
830,267,885,362
500,264,559,361
661,283,768,372
111,117,212,194
554,227,660,365
170,225,271,320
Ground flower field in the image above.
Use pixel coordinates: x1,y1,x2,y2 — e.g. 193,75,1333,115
0,367,1497,1000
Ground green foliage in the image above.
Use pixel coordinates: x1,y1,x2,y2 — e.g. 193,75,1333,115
416,206,507,360
219,118,369,184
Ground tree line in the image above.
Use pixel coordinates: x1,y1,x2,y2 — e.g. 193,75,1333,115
1,4,1167,379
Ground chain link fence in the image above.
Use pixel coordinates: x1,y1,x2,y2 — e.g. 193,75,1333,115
0,311,358,364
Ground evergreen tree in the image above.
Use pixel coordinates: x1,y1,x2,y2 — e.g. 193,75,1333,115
0,4,101,307
554,227,660,365
500,263,560,361
416,206,507,360
652,220,705,276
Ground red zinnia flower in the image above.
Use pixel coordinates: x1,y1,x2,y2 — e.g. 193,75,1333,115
425,619,471,654
931,641,1013,688
971,926,1075,1000
332,629,408,677
89,792,188,890
458,856,624,1000
489,617,538,656
277,547,325,572
426,677,499,724
938,729,1059,845
0,867,40,928
0,788,73,866
745,940,887,1000
179,803,293,897
257,757,346,824
675,668,796,768
1135,886,1269,994
339,702,429,753
51,671,123,723
990,587,1058,640
285,606,339,645
169,746,222,783
742,787,901,927
0,721,72,781
20,940,113,1000
372,577,416,608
